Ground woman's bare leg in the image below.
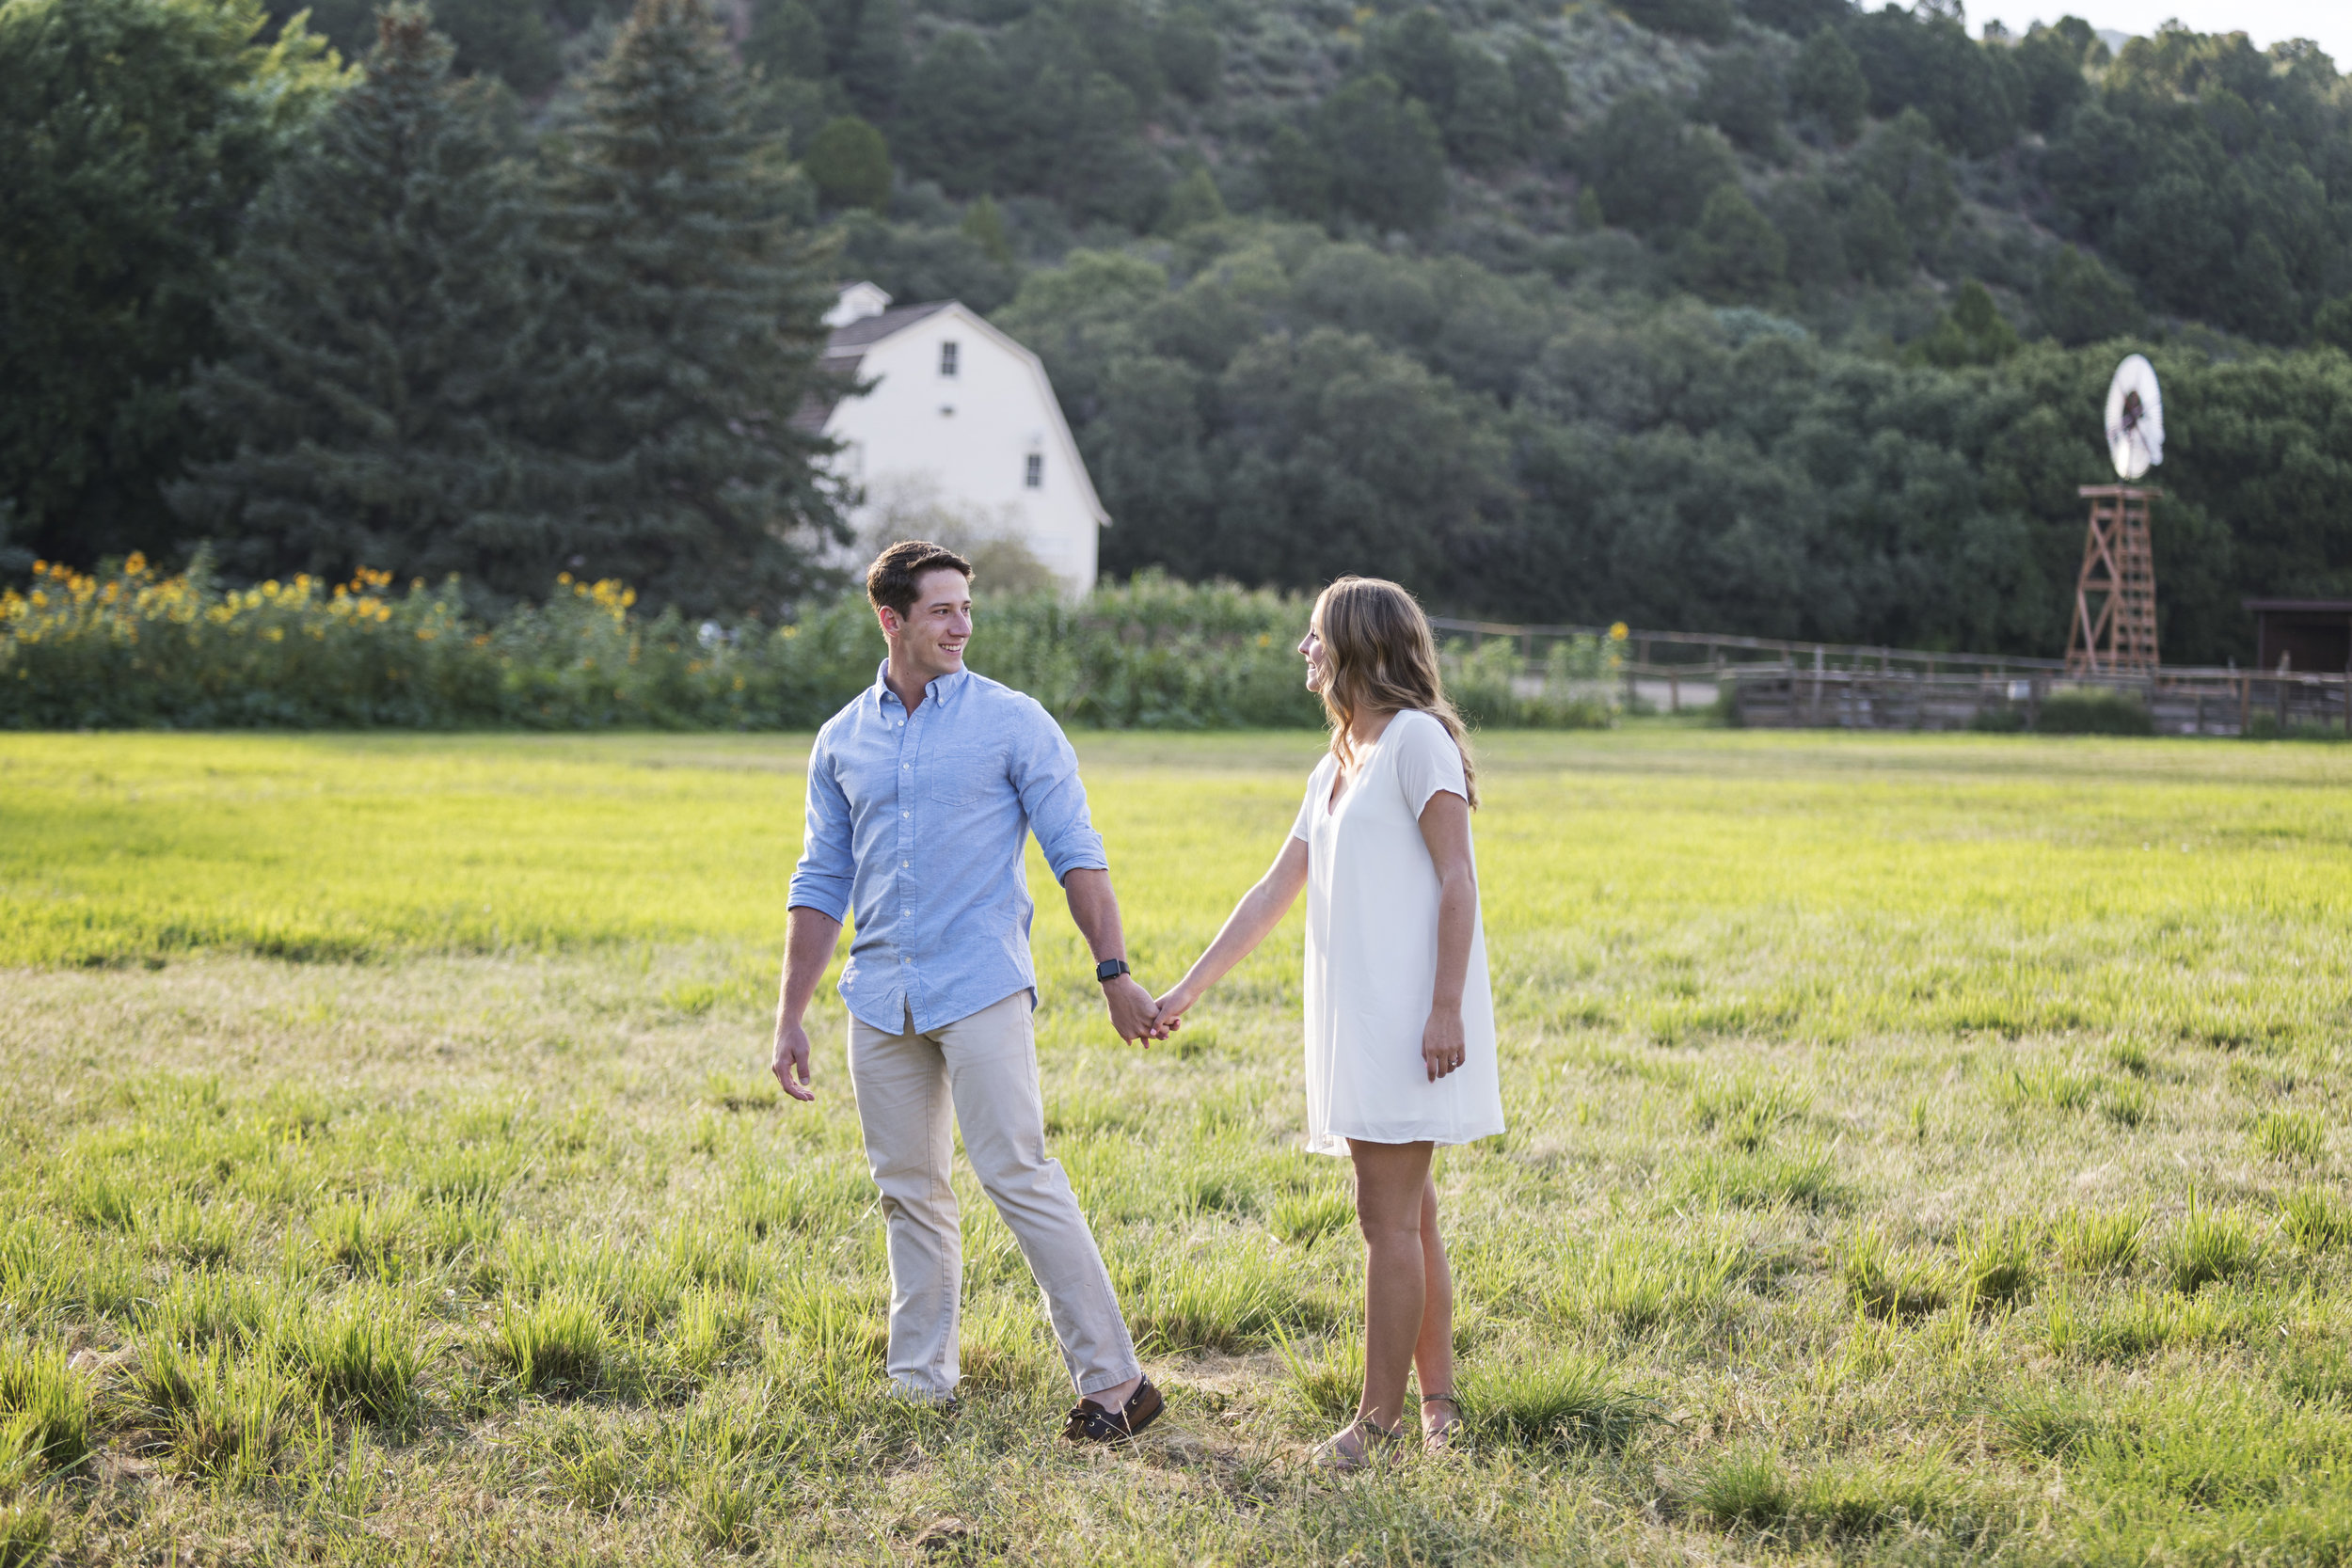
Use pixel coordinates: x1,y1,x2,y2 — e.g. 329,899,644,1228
1347,1138,1436,1435
1411,1171,1457,1440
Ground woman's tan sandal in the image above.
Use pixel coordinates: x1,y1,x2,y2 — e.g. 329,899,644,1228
1420,1393,1464,1450
1310,1418,1403,1473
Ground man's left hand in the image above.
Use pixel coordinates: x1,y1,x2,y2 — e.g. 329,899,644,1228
1103,974,1170,1044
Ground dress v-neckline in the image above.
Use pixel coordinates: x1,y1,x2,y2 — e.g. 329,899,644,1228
1325,725,1391,815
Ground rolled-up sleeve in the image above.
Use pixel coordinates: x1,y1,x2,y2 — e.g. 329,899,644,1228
1010,704,1107,883
787,733,855,921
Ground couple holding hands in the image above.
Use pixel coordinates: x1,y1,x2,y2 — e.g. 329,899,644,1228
771,542,1504,1470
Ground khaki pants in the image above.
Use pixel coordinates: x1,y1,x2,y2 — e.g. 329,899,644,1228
847,990,1140,1401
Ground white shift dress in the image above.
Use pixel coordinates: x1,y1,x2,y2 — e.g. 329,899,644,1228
1290,708,1506,1156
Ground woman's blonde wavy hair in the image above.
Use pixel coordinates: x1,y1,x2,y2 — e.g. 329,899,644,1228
1311,576,1478,809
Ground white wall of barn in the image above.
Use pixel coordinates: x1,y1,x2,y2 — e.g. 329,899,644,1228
822,306,1104,594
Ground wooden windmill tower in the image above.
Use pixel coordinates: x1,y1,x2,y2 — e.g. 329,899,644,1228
2066,355,2164,674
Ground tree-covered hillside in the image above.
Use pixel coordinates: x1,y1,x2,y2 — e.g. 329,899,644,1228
6,0,2351,659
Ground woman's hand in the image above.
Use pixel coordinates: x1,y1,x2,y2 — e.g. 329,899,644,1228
1153,981,1200,1031
1422,1005,1467,1082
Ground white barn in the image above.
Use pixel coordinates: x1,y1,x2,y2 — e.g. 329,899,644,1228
812,282,1108,594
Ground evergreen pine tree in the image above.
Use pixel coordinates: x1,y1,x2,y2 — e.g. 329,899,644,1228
535,0,843,615
171,6,551,590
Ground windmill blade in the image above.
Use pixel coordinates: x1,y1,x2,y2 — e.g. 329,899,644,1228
2105,355,2164,480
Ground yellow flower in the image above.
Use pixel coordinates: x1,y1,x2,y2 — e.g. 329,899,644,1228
1609,622,1629,641
124,551,148,575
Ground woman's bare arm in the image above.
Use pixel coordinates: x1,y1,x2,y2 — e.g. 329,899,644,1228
1416,790,1476,1081
1155,835,1311,1022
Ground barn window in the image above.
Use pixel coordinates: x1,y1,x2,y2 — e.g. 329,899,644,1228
1024,453,1043,489
939,341,960,378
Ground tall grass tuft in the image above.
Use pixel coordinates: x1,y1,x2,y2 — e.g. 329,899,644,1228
0,1500,53,1568
1268,1192,1354,1247
1573,1235,1741,1334
310,1196,412,1282
688,1462,764,1553
1119,1252,1320,1353
2279,1188,2352,1253
656,1289,739,1392
1959,1218,2037,1306
1460,1355,1657,1451
955,1296,1052,1394
0,1338,92,1476
163,1347,298,1489
1678,1144,1839,1210
1996,1387,2100,1456
286,1294,427,1424
2058,1205,2148,1274
1686,1072,1811,1150
1691,1448,1793,1527
2251,1111,2326,1163
1273,1325,1363,1427
2169,1196,2260,1293
1992,1063,2104,1113
488,1291,608,1395
1795,1457,1957,1538
1840,1230,1947,1321
63,1163,139,1232
142,1195,239,1266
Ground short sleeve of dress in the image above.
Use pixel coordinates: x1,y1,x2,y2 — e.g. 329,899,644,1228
1391,711,1470,818
1292,757,1332,841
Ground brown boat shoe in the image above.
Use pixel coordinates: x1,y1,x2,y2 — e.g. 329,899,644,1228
1063,1375,1165,1443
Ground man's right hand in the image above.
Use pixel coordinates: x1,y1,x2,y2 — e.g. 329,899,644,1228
771,1015,816,1101
1102,974,1170,1045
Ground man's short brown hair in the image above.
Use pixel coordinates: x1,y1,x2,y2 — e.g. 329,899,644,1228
865,540,974,619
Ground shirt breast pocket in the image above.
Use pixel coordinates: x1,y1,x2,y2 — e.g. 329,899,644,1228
923,742,1001,806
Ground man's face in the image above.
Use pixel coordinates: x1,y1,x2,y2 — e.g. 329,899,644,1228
882,568,973,677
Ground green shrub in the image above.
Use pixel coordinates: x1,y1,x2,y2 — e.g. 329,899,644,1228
0,561,1617,733
2035,688,2155,736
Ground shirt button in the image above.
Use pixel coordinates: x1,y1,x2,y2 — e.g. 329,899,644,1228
902,860,909,866
901,810,909,817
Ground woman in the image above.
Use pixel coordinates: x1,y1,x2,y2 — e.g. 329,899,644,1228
1154,577,1505,1468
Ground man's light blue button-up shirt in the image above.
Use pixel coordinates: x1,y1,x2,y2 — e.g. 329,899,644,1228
787,662,1108,1034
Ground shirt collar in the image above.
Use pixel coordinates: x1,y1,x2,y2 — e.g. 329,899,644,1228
871,660,973,712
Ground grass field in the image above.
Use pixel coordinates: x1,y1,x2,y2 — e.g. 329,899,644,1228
3,727,2351,1565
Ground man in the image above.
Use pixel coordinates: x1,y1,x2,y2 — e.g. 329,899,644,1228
771,540,1167,1442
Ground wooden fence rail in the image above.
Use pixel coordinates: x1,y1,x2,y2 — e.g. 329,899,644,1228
1427,616,2069,677
1724,667,2352,736
1429,614,2351,734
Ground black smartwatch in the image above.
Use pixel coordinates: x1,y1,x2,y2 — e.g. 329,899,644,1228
1095,958,1131,983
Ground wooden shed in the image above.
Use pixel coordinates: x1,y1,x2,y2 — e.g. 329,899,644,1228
2244,599,2352,674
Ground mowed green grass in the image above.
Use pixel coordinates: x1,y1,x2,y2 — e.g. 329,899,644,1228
3,728,2351,1565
